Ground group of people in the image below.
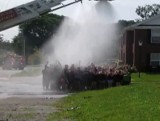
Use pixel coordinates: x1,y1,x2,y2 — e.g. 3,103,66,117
42,62,132,91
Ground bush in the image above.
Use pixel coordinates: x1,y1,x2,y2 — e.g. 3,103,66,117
122,73,131,85
27,48,42,65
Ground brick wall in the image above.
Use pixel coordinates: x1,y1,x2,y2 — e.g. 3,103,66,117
122,28,160,71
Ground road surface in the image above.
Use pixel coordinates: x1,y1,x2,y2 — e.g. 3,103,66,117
0,67,67,121
0,67,67,99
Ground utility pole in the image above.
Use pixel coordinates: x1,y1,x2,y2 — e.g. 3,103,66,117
23,35,26,65
23,38,25,58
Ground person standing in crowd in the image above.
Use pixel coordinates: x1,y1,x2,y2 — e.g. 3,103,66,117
42,63,50,90
107,69,113,88
42,62,132,91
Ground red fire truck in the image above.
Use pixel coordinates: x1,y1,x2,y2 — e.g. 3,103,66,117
2,54,25,70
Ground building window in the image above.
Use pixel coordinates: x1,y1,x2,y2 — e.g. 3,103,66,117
151,29,160,43
150,53,160,66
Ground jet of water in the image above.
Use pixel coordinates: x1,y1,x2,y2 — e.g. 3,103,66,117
43,1,118,66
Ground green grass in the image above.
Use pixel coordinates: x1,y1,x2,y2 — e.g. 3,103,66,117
132,73,160,82
47,73,160,121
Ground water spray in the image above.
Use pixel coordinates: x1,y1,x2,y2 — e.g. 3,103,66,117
43,0,117,66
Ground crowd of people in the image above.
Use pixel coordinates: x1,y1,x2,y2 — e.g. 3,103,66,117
42,62,132,91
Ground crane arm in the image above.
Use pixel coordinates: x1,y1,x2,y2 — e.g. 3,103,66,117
0,0,81,31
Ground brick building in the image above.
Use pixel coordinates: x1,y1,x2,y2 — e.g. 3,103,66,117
120,14,160,71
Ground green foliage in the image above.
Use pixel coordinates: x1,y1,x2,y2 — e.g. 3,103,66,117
117,20,136,33
12,33,24,55
118,20,136,28
136,4,160,20
19,14,64,51
28,48,42,65
122,73,131,85
11,13,63,63
47,73,160,121
0,35,12,51
0,38,13,65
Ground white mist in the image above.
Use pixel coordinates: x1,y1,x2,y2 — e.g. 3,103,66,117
44,1,117,66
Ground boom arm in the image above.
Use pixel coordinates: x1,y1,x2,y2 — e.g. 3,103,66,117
0,0,81,31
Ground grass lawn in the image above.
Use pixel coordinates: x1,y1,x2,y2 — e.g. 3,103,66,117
132,73,160,82
47,73,160,121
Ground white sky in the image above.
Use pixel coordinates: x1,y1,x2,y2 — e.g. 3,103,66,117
0,0,159,41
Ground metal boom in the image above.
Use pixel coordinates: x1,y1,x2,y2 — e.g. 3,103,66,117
0,0,81,31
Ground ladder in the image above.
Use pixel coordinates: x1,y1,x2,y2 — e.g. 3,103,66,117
0,0,81,31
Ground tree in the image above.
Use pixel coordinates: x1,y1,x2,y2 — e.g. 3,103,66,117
0,39,12,51
12,33,24,55
19,14,64,50
0,36,13,65
136,4,160,20
28,48,42,65
117,20,136,34
12,13,64,61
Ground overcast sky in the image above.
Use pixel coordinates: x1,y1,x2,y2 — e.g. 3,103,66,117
0,0,159,41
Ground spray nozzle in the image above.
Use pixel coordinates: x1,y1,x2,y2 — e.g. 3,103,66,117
89,0,114,1
76,0,82,3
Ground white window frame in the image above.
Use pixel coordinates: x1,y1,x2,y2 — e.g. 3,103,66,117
151,29,160,43
150,53,160,66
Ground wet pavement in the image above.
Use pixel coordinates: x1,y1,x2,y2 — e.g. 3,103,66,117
0,67,67,99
